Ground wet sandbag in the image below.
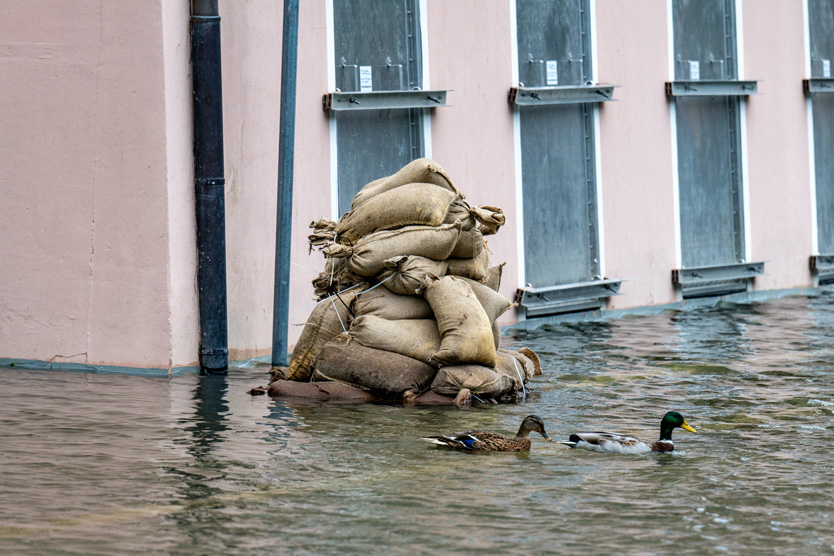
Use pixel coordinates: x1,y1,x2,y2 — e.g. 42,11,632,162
335,183,458,243
419,275,496,368
519,346,542,376
268,379,378,402
495,349,535,390
483,263,505,292
285,285,365,381
460,277,515,323
313,334,437,398
323,222,462,277
350,286,434,321
430,365,515,398
352,158,460,209
348,315,441,367
378,256,448,296
449,228,484,259
445,247,489,282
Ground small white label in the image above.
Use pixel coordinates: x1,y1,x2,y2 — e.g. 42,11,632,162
359,66,373,92
823,59,831,78
546,60,559,86
689,60,700,80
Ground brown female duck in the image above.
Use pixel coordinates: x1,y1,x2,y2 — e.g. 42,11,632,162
422,415,551,452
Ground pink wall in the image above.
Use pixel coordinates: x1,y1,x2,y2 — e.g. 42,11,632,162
596,0,679,309
1,0,824,371
0,0,197,370
427,0,519,323
742,0,814,291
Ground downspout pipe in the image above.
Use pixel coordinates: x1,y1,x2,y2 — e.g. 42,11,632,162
271,0,300,367
191,0,229,375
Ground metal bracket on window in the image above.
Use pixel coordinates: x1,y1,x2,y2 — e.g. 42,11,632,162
803,78,834,94
322,90,450,112
508,84,618,106
665,80,758,97
514,279,623,318
672,262,764,298
810,254,834,284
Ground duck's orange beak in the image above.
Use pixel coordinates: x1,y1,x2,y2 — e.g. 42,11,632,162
681,421,697,434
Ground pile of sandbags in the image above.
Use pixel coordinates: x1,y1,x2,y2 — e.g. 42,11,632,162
278,158,542,403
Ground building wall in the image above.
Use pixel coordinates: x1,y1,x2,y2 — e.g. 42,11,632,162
0,0,823,371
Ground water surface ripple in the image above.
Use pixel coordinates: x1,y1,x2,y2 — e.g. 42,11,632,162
2,293,834,554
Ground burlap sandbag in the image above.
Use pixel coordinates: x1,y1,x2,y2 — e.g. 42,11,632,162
519,346,542,376
351,158,460,209
430,365,515,398
460,277,515,323
449,227,484,259
445,247,489,282
313,334,437,398
348,315,441,367
323,222,461,277
492,320,501,350
483,263,505,292
335,183,458,243
495,349,535,389
350,286,434,321
286,286,365,381
312,256,365,299
378,256,448,296
419,275,496,368
308,219,337,252
443,200,505,236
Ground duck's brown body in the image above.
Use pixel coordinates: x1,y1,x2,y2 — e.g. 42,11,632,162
422,415,551,452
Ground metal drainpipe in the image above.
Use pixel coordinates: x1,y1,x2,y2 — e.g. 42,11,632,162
271,0,299,367
191,0,229,375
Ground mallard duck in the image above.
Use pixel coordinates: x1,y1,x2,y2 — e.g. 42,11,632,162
559,411,696,454
422,415,551,452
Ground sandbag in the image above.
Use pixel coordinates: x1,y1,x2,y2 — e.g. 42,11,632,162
419,275,496,368
492,320,501,350
430,365,515,398
335,183,458,243
519,346,542,376
312,256,365,299
445,247,489,282
495,349,534,389
313,334,437,398
483,263,505,292
308,219,337,252
286,285,365,381
323,222,462,277
448,228,484,259
268,379,378,402
460,277,515,323
348,315,441,367
443,200,505,236
378,255,448,296
352,158,460,209
350,286,434,321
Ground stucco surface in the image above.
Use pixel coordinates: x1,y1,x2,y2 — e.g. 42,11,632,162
596,0,678,310
1,0,180,368
742,0,813,291
427,0,518,322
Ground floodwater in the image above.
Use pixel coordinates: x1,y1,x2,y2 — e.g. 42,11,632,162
2,293,834,555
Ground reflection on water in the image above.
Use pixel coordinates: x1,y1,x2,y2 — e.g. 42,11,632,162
1,292,834,554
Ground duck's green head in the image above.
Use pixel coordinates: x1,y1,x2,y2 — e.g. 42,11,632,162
519,415,552,441
660,411,697,439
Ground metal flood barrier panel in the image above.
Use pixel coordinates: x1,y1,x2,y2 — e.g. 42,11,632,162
809,0,834,258
333,0,423,214
673,0,743,268
516,0,598,287
670,0,763,297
